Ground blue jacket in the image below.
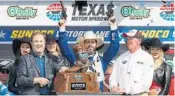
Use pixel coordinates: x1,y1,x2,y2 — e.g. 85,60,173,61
57,28,120,91
0,82,13,95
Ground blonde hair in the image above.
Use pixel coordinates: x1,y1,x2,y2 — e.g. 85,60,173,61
153,49,164,70
55,42,61,56
46,41,61,56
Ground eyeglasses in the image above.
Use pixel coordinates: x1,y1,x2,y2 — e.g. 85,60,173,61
0,69,9,74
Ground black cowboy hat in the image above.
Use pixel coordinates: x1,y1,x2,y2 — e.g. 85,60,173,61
148,38,169,52
12,37,31,57
46,34,56,43
141,39,151,50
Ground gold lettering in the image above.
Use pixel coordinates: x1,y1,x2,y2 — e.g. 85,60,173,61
141,30,149,38
48,30,54,34
162,30,169,38
155,30,163,38
25,30,33,38
18,30,26,38
148,30,156,38
11,30,18,38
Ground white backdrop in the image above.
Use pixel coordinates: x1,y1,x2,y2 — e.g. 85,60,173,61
0,1,174,26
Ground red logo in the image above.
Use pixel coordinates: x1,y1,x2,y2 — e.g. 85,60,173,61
46,3,67,21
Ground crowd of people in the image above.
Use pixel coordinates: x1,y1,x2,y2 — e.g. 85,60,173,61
0,16,174,95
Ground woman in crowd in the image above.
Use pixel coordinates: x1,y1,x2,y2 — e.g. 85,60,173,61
45,34,71,68
148,38,172,95
8,37,31,94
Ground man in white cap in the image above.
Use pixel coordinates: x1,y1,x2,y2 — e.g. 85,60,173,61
109,29,154,95
57,16,120,91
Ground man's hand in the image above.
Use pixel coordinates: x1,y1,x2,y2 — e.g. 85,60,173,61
111,86,126,93
108,16,117,26
110,86,120,93
59,66,69,72
58,19,66,29
33,77,49,87
117,88,125,93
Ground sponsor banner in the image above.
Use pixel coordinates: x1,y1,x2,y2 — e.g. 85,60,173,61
0,1,174,26
0,26,174,44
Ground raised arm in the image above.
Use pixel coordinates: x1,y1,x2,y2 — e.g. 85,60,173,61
56,20,76,66
102,16,120,67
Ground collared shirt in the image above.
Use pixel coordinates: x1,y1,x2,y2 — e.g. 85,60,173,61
86,52,104,82
34,54,49,95
109,48,154,94
0,82,13,95
35,56,45,77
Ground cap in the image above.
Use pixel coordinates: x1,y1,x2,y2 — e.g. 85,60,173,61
0,59,14,70
123,29,144,41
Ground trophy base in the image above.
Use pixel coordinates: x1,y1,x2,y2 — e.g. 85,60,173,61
54,72,99,93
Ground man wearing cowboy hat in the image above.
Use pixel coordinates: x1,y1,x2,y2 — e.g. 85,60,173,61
57,16,120,91
109,29,154,95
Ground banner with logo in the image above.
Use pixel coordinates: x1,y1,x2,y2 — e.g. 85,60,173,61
0,26,174,44
0,1,174,26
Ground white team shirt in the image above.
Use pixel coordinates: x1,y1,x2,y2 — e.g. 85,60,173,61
109,48,154,94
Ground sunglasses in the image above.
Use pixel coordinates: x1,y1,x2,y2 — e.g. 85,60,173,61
0,69,9,74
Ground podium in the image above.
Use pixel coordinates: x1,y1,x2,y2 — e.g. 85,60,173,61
54,72,99,93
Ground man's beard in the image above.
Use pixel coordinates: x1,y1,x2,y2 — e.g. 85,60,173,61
88,46,95,55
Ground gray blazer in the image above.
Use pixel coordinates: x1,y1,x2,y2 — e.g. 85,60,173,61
15,53,66,95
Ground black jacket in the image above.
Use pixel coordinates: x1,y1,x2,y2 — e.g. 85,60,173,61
8,60,20,94
14,53,67,95
153,62,172,95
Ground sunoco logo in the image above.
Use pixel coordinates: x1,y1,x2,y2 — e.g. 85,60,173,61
46,3,67,22
7,6,37,20
121,6,150,20
160,2,174,21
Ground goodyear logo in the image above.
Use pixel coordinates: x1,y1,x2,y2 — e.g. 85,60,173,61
10,30,54,38
46,3,67,22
